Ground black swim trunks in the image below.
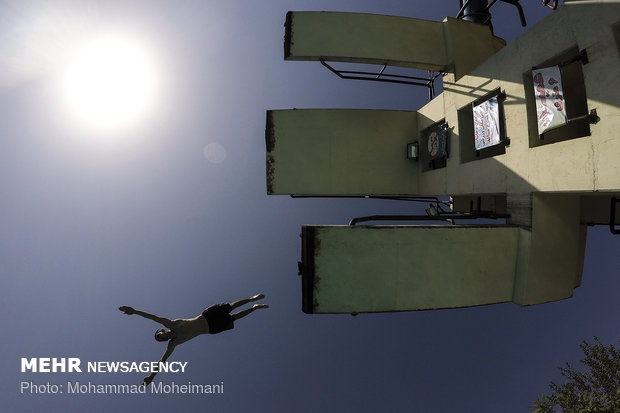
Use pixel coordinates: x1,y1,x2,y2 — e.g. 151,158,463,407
202,303,234,334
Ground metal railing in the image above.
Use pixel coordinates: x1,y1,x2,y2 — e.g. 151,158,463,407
320,59,443,100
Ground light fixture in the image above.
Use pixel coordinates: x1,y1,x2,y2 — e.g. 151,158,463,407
406,141,419,160
425,203,446,217
425,204,439,216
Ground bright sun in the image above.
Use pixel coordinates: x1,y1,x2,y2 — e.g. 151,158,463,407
61,32,161,133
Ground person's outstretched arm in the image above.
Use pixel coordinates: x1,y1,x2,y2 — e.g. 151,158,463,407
142,341,176,386
118,306,172,328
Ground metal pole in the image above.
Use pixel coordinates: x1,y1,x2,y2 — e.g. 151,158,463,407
460,0,492,26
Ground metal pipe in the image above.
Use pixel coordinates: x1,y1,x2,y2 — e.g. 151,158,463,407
376,64,387,80
349,212,510,226
456,0,473,19
319,59,442,98
291,194,451,207
499,0,527,26
460,0,491,25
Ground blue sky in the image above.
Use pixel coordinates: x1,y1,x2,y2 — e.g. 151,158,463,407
2,1,618,412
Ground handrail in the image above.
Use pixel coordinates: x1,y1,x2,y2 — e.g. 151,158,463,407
349,212,510,226
319,59,442,100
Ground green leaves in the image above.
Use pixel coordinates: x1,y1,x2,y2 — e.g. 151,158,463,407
533,337,620,413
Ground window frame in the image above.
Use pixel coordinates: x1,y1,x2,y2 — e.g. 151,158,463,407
457,88,509,163
524,47,591,148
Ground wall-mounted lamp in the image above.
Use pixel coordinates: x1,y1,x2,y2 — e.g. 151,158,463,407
406,141,419,160
425,203,446,217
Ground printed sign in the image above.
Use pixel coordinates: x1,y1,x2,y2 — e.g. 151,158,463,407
426,124,447,160
473,96,501,150
532,65,567,134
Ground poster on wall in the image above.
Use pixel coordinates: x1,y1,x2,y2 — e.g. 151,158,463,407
426,124,448,160
473,96,501,150
532,65,567,134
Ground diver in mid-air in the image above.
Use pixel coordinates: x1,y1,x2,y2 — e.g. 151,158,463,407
119,293,268,385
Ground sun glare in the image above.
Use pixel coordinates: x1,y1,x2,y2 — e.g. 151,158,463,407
61,32,161,134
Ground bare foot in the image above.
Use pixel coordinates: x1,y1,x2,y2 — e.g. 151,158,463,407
252,293,265,301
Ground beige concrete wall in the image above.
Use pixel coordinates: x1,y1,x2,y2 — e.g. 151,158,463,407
418,1,620,197
441,17,505,79
301,195,587,312
279,4,620,198
266,109,419,195
278,3,620,313
284,12,504,76
513,193,586,305
300,195,589,313
285,11,447,70
302,225,522,313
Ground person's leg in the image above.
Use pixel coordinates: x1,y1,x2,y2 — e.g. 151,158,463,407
231,304,268,321
229,293,265,310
